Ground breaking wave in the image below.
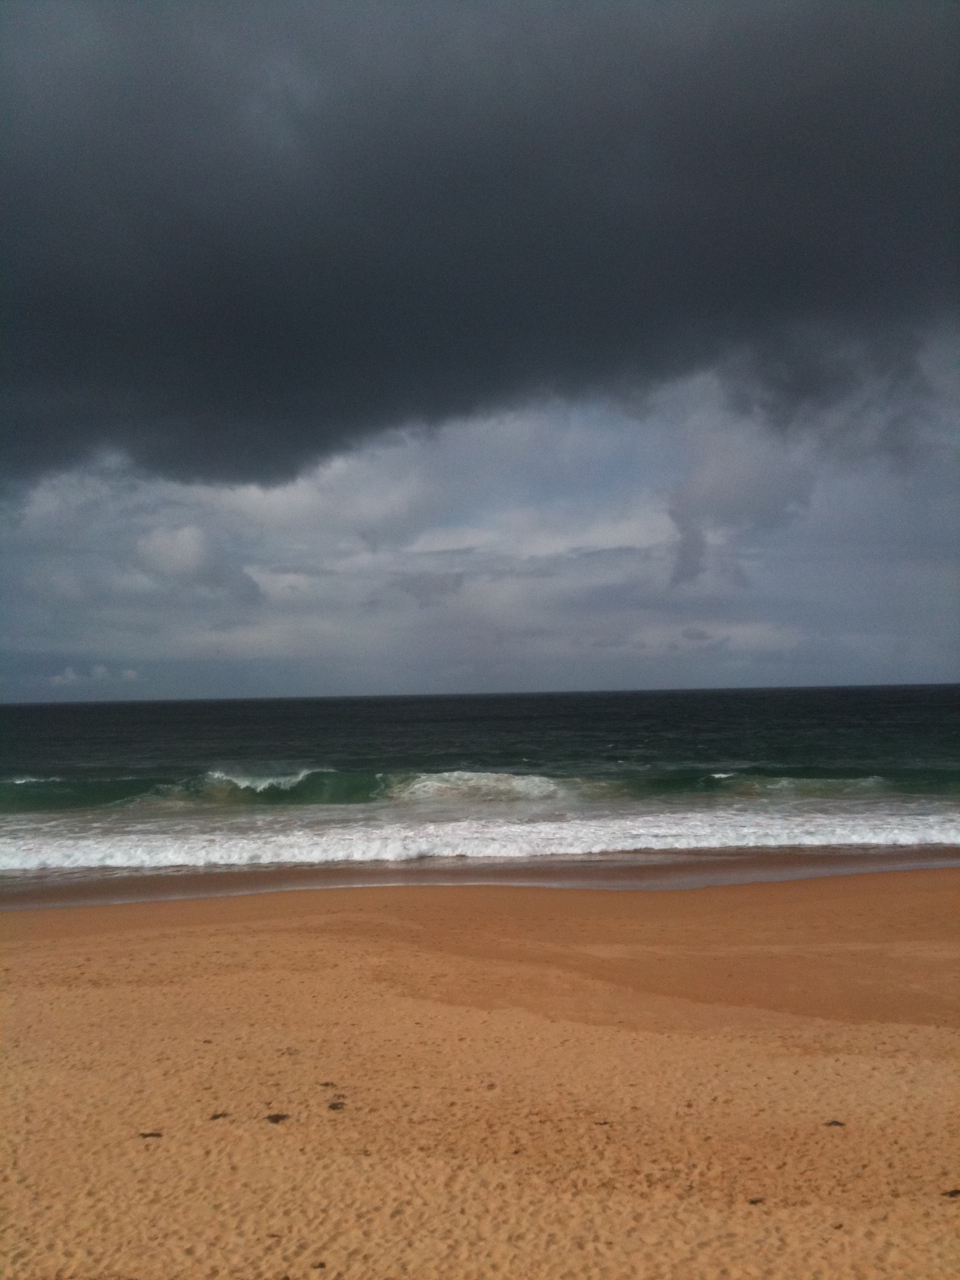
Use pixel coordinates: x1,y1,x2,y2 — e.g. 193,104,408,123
3,764,957,816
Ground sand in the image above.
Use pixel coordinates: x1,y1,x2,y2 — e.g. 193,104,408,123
2,868,959,1279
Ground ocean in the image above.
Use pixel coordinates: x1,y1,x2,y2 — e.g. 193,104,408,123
2,685,959,902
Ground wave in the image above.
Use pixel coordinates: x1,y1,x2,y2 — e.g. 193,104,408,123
2,764,958,815
0,768,385,812
0,766,577,812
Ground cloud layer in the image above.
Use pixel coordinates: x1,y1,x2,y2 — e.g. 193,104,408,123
4,0,957,481
4,373,956,700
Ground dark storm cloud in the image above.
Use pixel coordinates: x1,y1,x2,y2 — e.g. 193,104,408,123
3,0,956,482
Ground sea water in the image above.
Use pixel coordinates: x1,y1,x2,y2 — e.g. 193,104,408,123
2,686,958,892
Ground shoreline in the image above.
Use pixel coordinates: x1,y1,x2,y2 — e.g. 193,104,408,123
2,840,959,910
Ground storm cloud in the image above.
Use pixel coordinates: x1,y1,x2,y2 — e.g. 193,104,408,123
4,0,957,482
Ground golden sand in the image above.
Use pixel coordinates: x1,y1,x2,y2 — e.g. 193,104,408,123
3,869,959,1278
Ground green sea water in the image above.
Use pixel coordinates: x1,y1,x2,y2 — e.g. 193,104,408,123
2,685,958,875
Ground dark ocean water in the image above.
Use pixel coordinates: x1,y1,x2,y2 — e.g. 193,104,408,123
1,686,958,878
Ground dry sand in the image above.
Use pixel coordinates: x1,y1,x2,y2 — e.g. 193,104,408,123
2,868,959,1279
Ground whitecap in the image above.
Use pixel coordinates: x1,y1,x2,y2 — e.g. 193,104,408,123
204,767,327,793
389,770,570,803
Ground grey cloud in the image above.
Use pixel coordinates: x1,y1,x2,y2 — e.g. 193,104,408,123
395,572,466,609
655,325,959,584
716,325,958,462
3,0,956,482
3,399,955,701
668,427,815,583
135,524,262,601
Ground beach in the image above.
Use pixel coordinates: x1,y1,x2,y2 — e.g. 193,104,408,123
3,866,959,1279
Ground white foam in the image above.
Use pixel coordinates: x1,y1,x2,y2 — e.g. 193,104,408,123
1,800,957,872
204,767,324,792
389,770,569,803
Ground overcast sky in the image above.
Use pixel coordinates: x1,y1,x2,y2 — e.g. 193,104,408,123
2,0,957,701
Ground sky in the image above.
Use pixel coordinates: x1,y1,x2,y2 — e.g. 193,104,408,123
2,0,957,701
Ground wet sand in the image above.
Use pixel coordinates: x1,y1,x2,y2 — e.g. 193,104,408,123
3,868,959,1278
4,841,959,909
